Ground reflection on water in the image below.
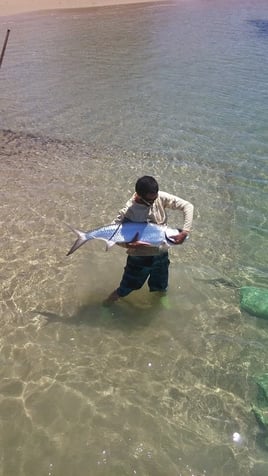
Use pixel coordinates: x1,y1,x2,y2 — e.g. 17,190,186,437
0,0,268,474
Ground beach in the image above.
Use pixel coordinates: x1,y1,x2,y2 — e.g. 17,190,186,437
1,0,268,474
0,0,168,16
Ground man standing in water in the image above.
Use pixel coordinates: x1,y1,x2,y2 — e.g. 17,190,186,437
104,176,194,305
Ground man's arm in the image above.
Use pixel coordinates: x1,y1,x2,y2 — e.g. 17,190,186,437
161,191,194,244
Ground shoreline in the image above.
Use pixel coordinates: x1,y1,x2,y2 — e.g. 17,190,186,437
0,0,173,17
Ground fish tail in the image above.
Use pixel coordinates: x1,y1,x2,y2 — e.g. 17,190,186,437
66,224,88,256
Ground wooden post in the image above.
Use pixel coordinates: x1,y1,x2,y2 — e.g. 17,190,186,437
0,29,10,68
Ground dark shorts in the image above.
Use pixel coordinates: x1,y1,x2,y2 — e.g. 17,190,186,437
117,252,170,297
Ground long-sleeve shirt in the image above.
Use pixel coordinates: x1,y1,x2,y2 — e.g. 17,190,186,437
113,191,194,256
113,191,194,231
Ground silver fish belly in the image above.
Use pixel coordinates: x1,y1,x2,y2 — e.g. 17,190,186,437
66,222,180,256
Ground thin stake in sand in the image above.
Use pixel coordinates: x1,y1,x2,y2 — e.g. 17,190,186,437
0,29,10,68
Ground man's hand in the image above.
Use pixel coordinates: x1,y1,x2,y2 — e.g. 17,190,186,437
170,230,189,244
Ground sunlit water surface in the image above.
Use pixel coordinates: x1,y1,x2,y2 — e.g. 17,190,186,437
0,1,268,475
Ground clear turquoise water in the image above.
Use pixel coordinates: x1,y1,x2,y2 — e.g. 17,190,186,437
0,1,268,475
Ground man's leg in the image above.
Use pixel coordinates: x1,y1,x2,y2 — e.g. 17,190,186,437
103,255,152,305
148,252,170,292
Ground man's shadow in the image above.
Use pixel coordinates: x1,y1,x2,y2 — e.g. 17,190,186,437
33,293,163,332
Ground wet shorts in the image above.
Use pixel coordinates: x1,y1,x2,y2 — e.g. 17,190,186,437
117,252,170,297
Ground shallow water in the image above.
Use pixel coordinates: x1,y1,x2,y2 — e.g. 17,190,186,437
0,1,268,475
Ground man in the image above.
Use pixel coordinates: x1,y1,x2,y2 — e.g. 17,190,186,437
104,176,194,305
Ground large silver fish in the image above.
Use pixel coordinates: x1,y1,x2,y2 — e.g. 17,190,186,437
66,222,181,256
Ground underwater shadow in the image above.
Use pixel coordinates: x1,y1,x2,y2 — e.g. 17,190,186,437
33,296,162,332
247,19,268,38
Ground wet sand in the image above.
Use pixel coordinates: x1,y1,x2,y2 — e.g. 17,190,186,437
0,0,171,16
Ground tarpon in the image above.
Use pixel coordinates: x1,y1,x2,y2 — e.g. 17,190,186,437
66,222,182,256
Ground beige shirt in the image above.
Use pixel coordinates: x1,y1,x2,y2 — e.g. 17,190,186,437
113,191,194,256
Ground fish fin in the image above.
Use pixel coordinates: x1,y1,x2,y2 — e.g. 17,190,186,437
134,241,151,247
159,241,169,250
127,232,153,247
128,232,140,244
66,224,87,256
105,240,116,251
165,235,176,244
